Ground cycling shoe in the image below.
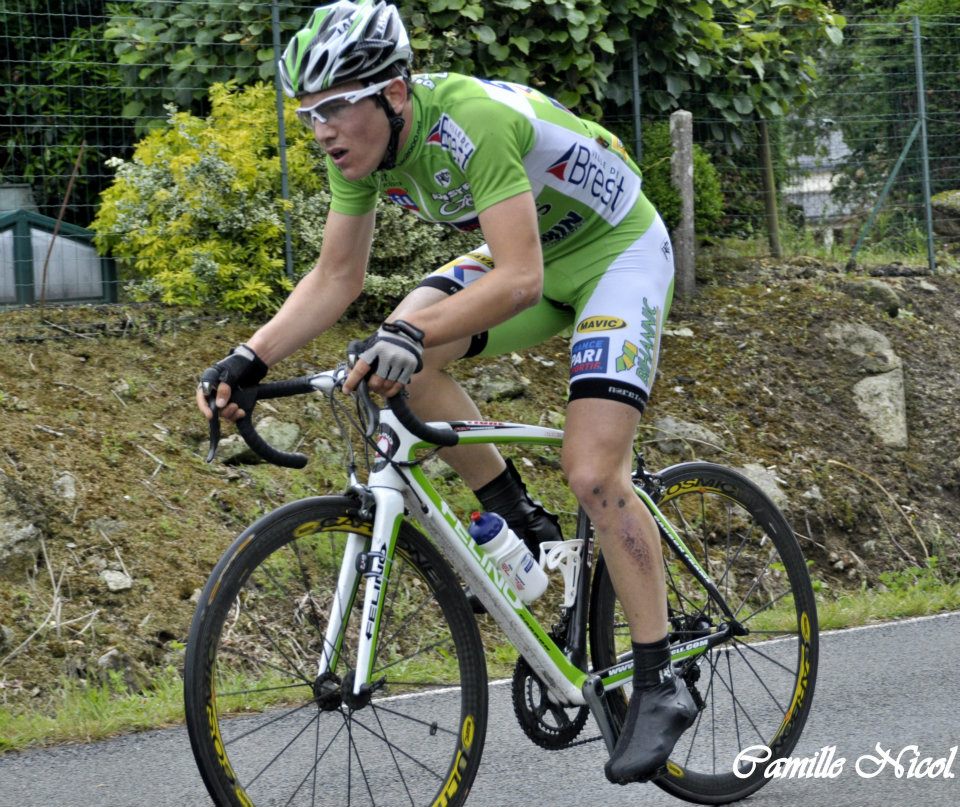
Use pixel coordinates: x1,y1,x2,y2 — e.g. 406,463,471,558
604,674,698,784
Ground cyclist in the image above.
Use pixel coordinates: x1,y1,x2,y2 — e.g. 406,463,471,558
197,0,695,783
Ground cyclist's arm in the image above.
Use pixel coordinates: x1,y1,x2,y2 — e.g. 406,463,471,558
198,209,375,420
398,190,543,346
247,209,376,365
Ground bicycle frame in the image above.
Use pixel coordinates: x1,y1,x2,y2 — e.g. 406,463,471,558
316,403,735,732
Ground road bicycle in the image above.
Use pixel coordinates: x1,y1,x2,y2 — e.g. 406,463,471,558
184,361,819,807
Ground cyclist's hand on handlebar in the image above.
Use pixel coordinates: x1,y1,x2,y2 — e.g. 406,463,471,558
343,320,424,397
196,344,268,422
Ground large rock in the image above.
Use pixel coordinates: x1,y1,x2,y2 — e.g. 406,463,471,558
853,369,908,448
216,416,302,464
0,471,42,580
738,463,789,511
650,416,725,458
839,279,901,318
824,323,908,448
823,323,901,373
931,189,960,237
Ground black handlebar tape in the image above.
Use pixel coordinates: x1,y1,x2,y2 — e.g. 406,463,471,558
229,381,312,468
236,416,309,469
388,394,460,447
255,376,318,400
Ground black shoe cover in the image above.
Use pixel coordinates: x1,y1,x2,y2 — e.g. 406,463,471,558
604,674,698,784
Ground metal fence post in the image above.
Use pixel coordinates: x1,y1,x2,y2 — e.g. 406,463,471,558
670,110,695,299
631,33,642,163
913,15,936,273
272,0,295,281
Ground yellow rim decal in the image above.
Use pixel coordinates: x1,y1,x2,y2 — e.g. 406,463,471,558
666,760,685,778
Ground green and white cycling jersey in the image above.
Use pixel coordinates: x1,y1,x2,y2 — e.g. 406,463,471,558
328,71,673,412
327,72,657,266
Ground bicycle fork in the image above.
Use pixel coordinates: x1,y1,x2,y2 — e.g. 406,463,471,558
317,486,405,697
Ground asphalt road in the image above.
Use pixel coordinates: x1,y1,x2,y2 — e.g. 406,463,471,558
1,611,958,807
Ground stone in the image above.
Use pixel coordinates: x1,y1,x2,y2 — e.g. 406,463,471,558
823,323,901,374
0,472,42,580
802,485,824,502
218,416,302,464
853,369,908,448
650,416,725,457
96,648,150,692
464,373,527,403
53,472,77,501
0,624,14,650
100,569,133,592
840,279,901,317
931,189,960,237
739,463,789,511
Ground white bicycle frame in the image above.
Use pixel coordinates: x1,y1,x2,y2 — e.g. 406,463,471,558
306,371,724,748
317,403,590,705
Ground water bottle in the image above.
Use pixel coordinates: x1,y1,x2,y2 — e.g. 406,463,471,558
468,511,548,604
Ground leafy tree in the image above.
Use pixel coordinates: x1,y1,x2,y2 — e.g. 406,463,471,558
0,1,125,223
103,0,843,147
91,82,477,314
819,0,959,220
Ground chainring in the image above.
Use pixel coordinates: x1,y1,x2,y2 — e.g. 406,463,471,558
511,654,589,750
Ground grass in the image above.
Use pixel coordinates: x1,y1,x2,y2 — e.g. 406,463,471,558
0,666,184,752
2,568,958,754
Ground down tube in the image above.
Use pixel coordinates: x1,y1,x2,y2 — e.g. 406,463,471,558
406,465,587,706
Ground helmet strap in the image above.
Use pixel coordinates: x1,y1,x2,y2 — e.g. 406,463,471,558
375,92,406,171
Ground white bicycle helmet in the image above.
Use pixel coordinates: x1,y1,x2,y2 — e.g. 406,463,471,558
279,0,412,97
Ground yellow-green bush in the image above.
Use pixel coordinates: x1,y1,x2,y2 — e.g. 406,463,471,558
639,121,724,236
93,82,478,314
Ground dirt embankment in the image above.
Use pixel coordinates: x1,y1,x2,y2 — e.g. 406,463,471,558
0,258,958,706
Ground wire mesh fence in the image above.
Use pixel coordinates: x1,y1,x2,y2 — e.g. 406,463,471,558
2,3,958,306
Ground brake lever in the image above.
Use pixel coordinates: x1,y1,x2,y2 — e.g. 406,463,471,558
346,341,380,438
200,367,222,463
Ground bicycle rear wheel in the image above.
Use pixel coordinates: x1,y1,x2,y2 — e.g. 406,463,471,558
589,462,818,805
184,495,487,807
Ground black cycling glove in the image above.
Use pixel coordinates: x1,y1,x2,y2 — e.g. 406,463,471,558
356,320,425,384
206,344,269,390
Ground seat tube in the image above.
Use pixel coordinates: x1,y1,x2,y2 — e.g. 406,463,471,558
353,487,405,695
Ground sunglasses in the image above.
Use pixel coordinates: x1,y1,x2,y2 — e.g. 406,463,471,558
296,79,393,129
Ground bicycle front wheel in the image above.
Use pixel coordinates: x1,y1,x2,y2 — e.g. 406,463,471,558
184,495,487,807
589,462,818,805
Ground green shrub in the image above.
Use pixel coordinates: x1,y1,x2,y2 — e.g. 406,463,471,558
639,121,724,236
92,82,478,314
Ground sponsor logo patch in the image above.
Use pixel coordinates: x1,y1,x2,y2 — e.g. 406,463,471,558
426,114,476,170
570,337,609,376
545,143,629,215
540,210,584,246
385,187,418,211
615,298,661,386
576,316,627,333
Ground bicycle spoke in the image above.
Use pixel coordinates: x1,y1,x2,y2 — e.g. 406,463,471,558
217,681,312,699
223,700,317,749
371,704,416,807
370,702,459,737
244,710,319,791
733,637,798,683
349,712,445,780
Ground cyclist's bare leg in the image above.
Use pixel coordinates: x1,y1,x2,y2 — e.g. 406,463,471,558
561,398,667,643
564,397,697,783
390,288,506,490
